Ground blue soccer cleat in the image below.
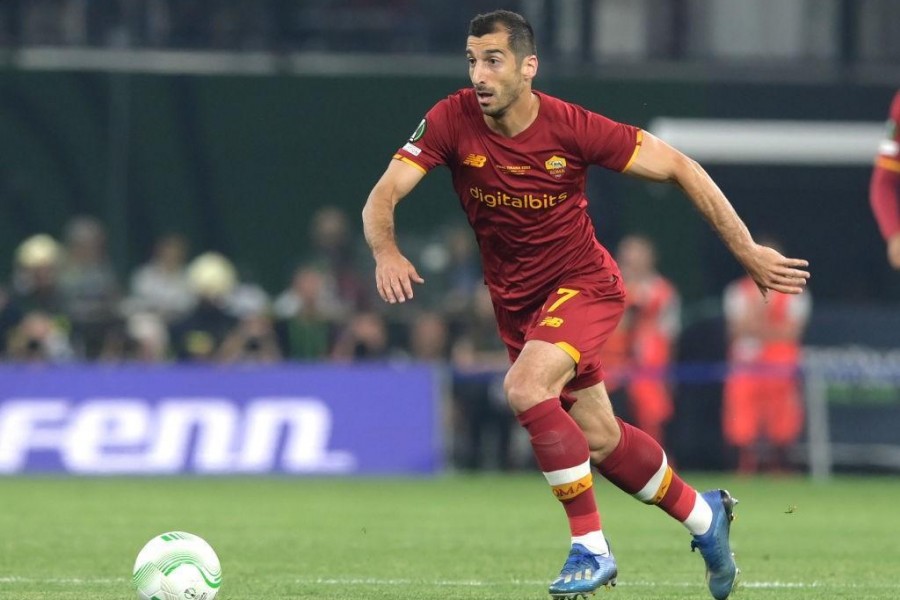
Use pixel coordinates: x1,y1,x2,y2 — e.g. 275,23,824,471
691,489,740,600
548,542,618,600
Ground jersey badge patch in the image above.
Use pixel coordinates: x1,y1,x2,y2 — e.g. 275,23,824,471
544,155,567,178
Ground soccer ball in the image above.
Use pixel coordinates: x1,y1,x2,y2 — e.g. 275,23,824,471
132,531,222,600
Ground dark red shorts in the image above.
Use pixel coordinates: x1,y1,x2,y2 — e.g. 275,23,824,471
494,272,625,392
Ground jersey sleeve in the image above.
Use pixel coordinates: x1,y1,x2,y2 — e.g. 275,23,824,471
565,103,642,172
392,97,457,174
875,91,900,172
870,91,900,240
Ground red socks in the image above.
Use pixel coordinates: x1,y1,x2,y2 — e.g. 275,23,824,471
517,398,601,536
597,417,696,522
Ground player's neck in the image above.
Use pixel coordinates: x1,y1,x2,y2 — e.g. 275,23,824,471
484,91,539,138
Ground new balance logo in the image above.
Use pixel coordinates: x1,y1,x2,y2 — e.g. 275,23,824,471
463,154,487,167
539,316,564,328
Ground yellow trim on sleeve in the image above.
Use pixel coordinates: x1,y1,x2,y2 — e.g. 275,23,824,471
555,341,581,364
621,129,644,173
876,155,900,174
392,154,428,174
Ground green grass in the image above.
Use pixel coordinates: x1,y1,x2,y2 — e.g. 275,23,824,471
0,474,897,599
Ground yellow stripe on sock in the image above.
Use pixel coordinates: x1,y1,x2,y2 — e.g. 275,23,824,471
551,472,593,501
649,466,674,505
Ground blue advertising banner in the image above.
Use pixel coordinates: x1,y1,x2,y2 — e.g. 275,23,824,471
0,364,441,475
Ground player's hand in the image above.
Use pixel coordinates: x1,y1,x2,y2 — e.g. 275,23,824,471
743,243,810,297
374,249,424,303
887,233,900,270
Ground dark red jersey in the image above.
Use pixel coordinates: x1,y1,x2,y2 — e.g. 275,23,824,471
394,88,641,311
870,91,900,240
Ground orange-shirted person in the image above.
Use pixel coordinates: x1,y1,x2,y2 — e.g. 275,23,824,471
722,251,812,474
604,235,680,446
870,90,900,270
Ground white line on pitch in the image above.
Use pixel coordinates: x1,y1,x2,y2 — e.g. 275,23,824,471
297,577,892,589
0,575,894,590
0,577,126,584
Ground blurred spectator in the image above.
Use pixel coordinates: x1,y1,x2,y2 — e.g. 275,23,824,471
225,265,271,320
123,311,170,362
331,310,392,361
127,233,195,323
218,312,282,363
11,233,67,319
58,216,122,359
169,251,239,362
603,235,680,445
6,310,74,363
450,286,519,470
273,263,345,321
442,226,481,307
407,310,450,361
305,206,368,312
722,241,812,474
451,285,508,370
0,285,20,355
274,265,339,360
417,225,482,314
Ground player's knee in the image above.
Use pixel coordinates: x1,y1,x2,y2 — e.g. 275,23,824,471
503,369,545,414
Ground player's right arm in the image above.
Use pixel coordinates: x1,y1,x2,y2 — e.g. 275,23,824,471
362,159,427,303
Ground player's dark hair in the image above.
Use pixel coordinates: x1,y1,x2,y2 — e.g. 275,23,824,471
468,10,536,62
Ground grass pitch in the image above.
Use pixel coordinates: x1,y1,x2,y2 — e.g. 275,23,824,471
0,474,896,599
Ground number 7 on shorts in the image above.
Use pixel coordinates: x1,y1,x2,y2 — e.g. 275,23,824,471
547,287,580,312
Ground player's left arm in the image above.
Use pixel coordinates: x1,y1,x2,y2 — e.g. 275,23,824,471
625,131,810,297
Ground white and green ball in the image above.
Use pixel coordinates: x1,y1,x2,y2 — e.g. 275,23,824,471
132,531,222,600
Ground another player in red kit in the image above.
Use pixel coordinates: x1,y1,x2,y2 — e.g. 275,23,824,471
870,90,900,270
362,10,810,600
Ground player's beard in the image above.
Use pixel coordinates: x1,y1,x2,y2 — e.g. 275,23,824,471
478,78,526,119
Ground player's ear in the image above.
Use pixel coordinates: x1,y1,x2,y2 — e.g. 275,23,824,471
521,54,538,80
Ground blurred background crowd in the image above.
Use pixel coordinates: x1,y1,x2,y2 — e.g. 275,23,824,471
0,207,494,366
0,206,814,474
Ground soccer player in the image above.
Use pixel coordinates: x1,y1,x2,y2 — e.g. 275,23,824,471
361,10,810,600
870,90,900,270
